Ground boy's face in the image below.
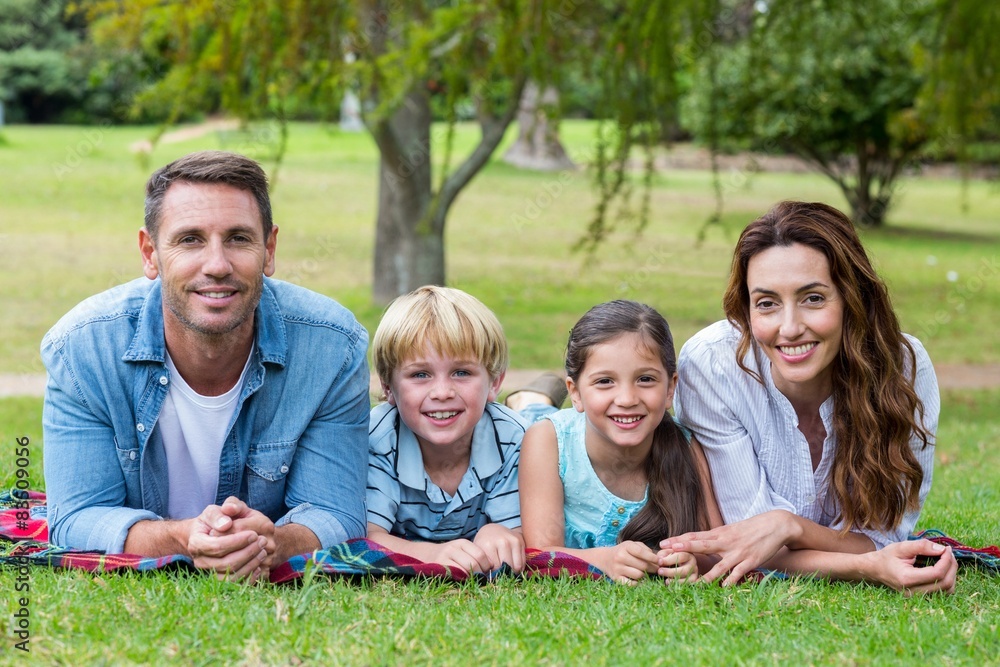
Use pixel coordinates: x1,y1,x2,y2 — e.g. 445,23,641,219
384,346,504,454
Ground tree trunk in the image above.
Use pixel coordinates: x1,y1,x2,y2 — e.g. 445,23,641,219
503,81,575,171
848,189,889,228
371,88,443,303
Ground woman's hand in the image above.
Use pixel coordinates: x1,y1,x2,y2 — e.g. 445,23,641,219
655,547,699,583
862,540,957,596
661,509,796,586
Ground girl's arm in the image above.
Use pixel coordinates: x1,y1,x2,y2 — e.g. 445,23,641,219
519,420,568,549
519,420,659,583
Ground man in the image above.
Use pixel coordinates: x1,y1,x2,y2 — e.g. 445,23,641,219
41,151,370,582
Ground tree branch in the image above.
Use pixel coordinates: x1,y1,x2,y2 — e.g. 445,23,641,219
430,72,529,233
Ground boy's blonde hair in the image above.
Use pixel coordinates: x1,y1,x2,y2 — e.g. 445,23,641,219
372,286,509,383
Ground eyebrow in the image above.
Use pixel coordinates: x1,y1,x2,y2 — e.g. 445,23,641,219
169,225,261,239
750,281,830,295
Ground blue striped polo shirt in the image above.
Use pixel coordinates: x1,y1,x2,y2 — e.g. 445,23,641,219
366,401,526,541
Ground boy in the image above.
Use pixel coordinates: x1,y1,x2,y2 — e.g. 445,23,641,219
367,286,527,573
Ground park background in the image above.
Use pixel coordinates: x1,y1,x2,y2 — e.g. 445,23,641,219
1,1,999,664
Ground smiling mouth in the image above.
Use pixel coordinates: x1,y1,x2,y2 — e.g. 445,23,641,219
611,415,643,424
200,291,236,299
426,411,459,420
778,343,817,356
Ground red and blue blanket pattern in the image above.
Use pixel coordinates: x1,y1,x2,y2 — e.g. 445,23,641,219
0,490,604,582
3,490,997,581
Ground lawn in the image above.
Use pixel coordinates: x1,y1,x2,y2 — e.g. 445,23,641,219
0,122,998,664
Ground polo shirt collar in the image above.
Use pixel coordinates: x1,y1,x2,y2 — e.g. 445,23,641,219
396,409,503,491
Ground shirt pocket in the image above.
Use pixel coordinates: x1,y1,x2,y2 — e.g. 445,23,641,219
245,440,297,520
114,437,141,473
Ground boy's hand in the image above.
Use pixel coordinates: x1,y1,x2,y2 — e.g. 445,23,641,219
472,524,526,573
429,539,495,574
601,541,660,584
655,547,699,583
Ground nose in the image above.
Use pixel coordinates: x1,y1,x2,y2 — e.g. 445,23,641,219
614,384,639,408
429,375,456,400
778,305,805,340
202,238,233,278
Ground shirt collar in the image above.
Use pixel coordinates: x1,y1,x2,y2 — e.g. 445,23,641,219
396,408,503,490
122,277,286,368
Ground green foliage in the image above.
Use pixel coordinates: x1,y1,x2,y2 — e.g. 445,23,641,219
681,0,937,227
0,0,87,122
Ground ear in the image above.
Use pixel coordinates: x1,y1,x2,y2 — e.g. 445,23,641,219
263,225,278,277
664,371,678,411
487,370,506,403
382,380,396,406
138,228,159,280
567,376,584,413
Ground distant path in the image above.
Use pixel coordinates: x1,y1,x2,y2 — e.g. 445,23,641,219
1,365,997,398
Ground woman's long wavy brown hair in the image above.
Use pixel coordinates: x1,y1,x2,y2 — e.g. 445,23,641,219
722,201,930,533
565,300,708,548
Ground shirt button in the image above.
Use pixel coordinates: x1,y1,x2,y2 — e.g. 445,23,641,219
159,376,168,386
617,506,626,514
611,520,620,527
129,451,137,460
279,464,289,474
136,423,145,432
806,494,816,503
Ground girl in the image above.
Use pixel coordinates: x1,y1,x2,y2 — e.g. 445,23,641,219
518,300,723,584
665,201,956,594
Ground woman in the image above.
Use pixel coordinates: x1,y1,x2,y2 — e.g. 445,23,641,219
663,201,957,594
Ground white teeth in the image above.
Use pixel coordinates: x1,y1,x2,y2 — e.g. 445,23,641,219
203,291,234,299
612,416,641,424
428,411,458,419
780,343,816,356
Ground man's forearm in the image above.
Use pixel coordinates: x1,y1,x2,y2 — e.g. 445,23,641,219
123,518,194,557
272,523,321,565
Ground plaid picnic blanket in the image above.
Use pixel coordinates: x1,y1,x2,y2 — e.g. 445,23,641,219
4,489,996,580
0,489,602,581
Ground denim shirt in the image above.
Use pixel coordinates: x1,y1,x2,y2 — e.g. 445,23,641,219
41,277,371,554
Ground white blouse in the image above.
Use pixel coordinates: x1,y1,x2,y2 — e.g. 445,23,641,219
675,320,939,549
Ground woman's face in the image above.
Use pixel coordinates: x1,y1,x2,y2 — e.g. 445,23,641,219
746,243,844,401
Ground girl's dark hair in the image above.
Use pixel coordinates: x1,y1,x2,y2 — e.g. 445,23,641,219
722,201,929,533
565,300,708,548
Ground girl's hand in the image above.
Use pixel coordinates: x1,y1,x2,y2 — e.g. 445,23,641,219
602,541,660,584
661,510,795,586
655,548,698,583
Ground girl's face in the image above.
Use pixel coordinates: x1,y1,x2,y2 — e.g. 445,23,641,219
746,242,844,401
567,332,676,454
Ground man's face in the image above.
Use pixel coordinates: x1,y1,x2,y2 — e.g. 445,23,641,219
139,182,277,343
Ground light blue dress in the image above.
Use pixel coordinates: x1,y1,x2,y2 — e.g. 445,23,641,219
543,408,647,548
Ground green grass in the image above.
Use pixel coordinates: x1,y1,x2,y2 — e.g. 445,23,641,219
1,390,998,664
0,121,998,374
1,123,999,664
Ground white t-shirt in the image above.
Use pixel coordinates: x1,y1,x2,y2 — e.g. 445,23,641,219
159,347,254,519
675,320,939,549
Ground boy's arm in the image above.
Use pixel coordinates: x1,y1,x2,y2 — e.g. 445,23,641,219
367,524,494,574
